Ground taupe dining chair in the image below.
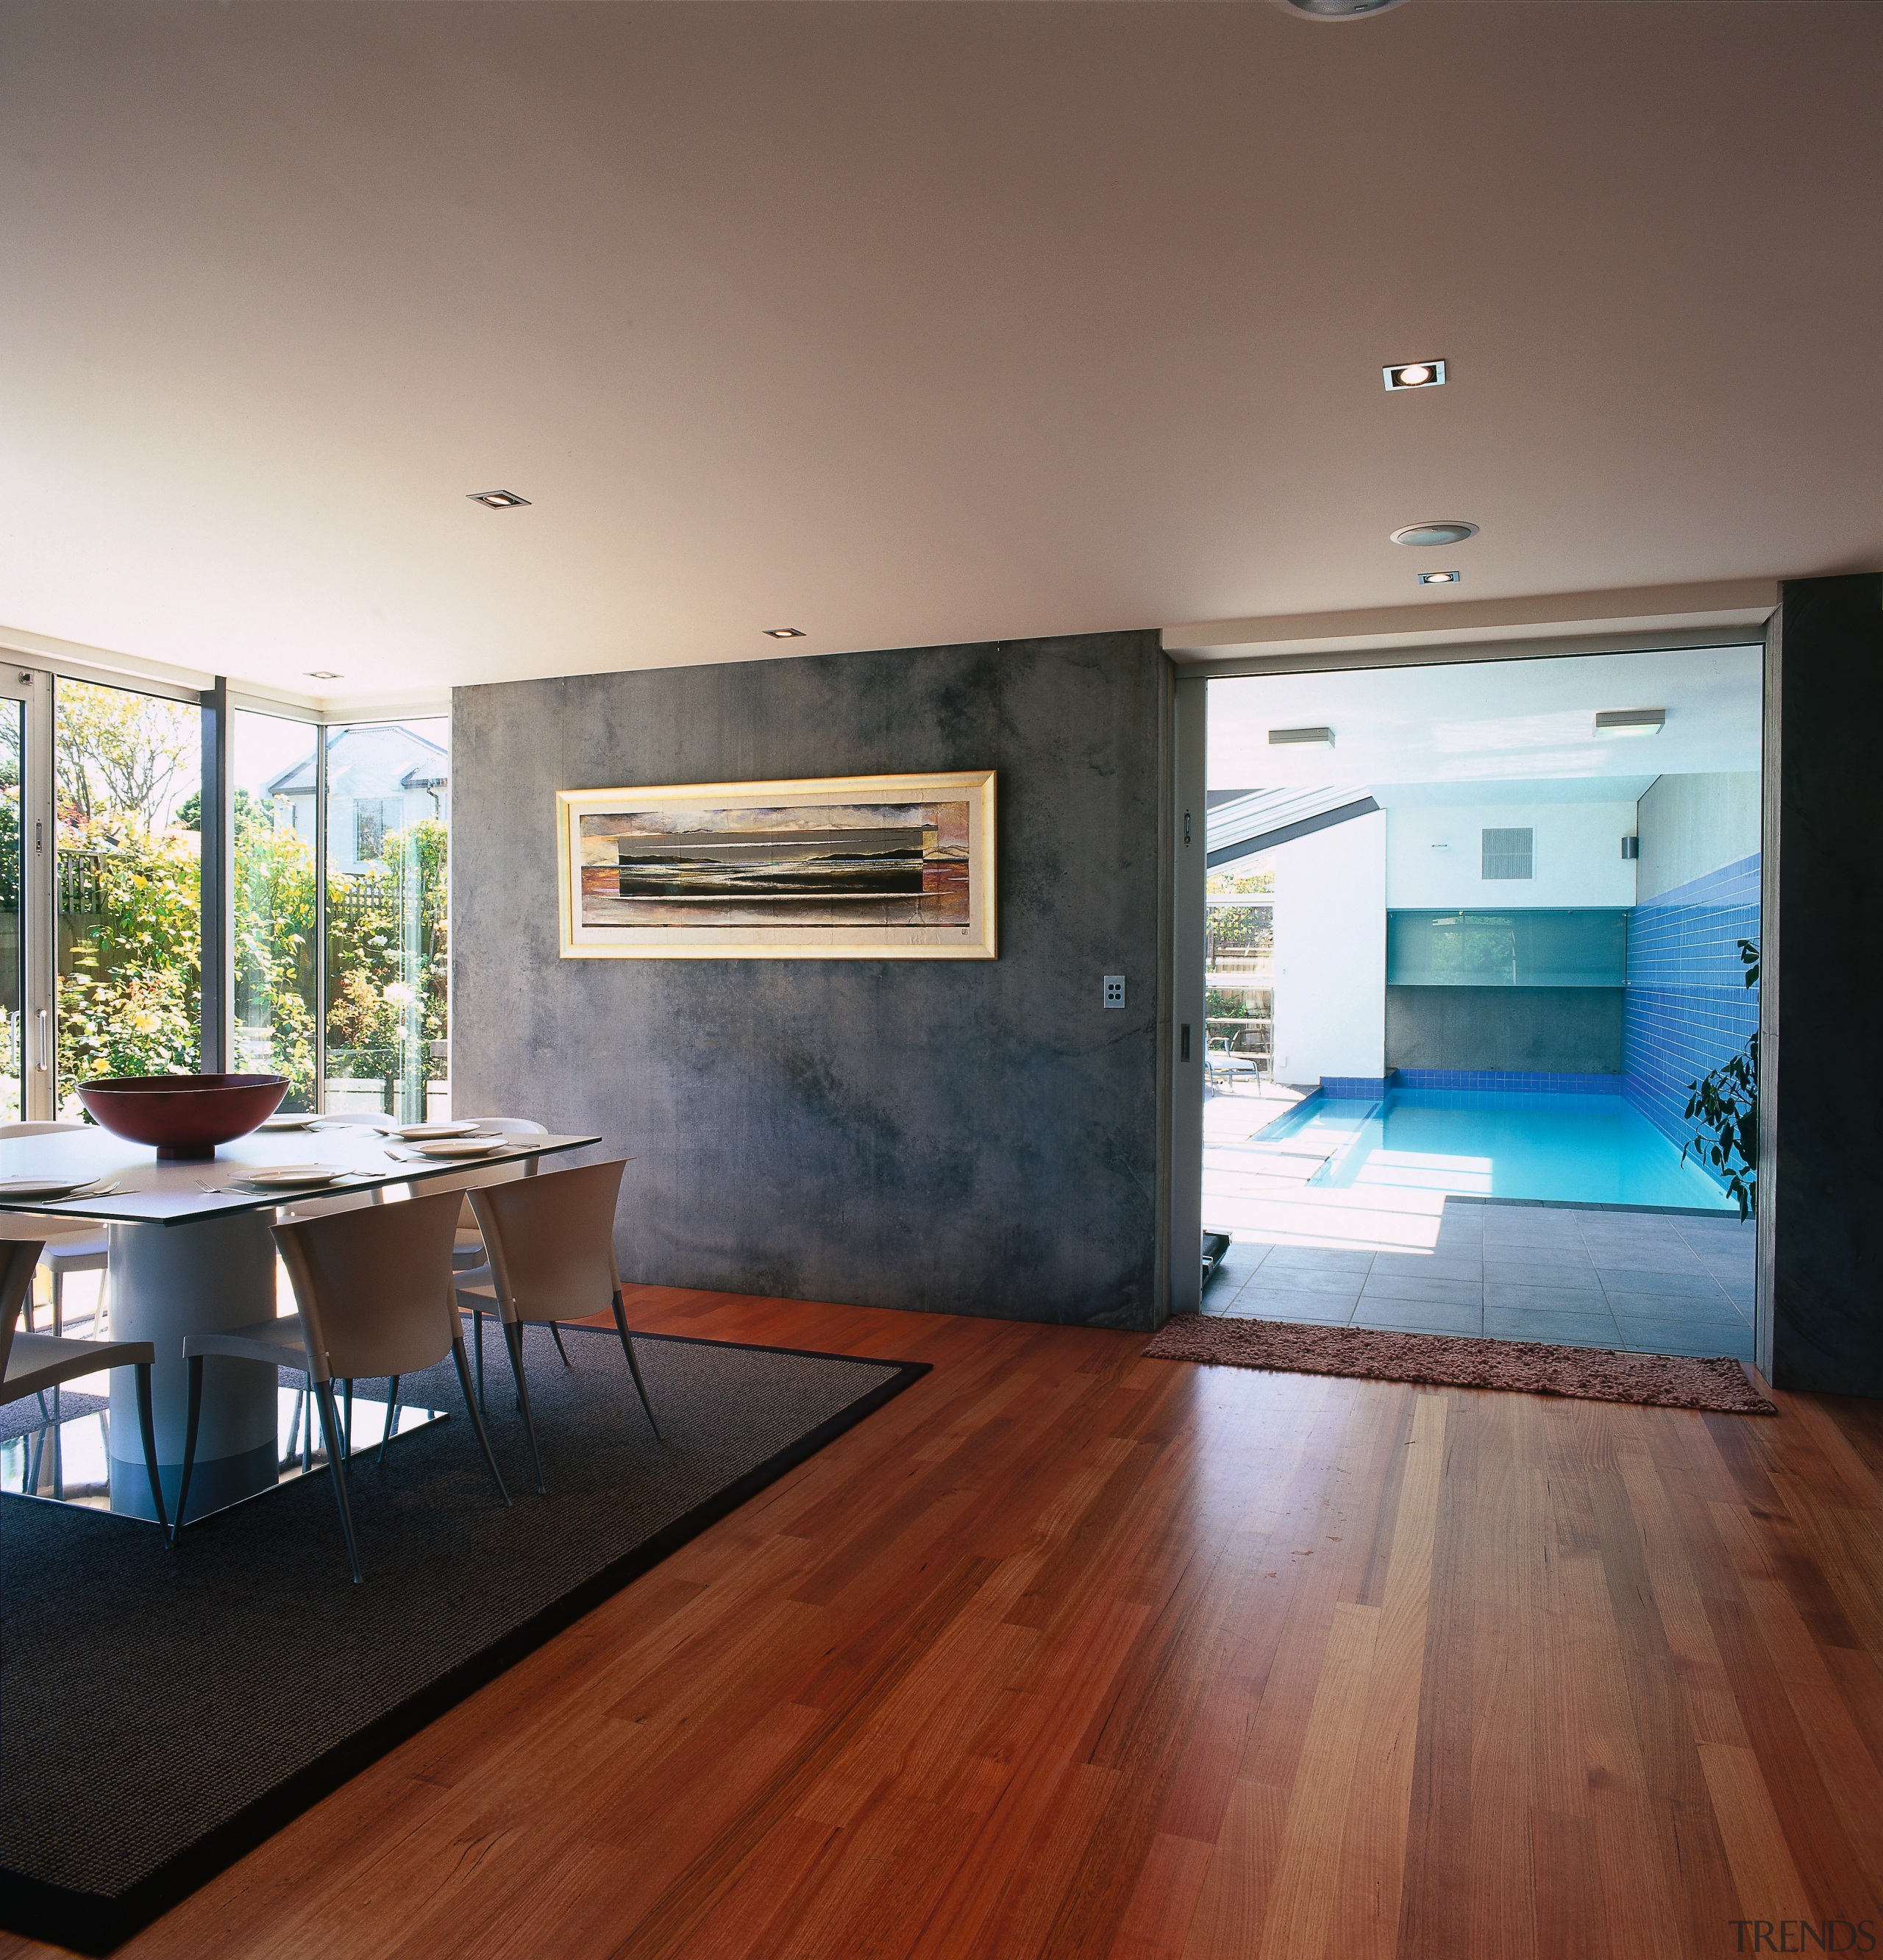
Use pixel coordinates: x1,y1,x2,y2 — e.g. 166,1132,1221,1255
0,1237,169,1538
174,1186,508,1582
455,1158,658,1495
0,1123,110,1334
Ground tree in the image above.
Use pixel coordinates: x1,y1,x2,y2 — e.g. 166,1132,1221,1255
56,682,196,834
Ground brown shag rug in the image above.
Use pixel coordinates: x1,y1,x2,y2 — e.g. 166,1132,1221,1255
1144,1315,1777,1415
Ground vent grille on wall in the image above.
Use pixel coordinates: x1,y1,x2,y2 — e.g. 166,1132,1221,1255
1481,828,1534,879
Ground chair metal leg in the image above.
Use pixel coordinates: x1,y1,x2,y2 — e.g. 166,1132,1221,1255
449,1337,510,1508
502,1320,547,1494
301,1380,313,1474
341,1378,354,1461
377,1376,400,1466
133,1361,171,1545
51,1265,63,1338
473,1310,486,1412
549,1321,572,1368
173,1354,205,1537
611,1290,661,1441
312,1380,363,1583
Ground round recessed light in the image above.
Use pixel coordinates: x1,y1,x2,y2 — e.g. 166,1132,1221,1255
1398,366,1431,387
304,670,343,680
1390,520,1479,547
763,627,807,639
1418,570,1460,586
1282,0,1406,15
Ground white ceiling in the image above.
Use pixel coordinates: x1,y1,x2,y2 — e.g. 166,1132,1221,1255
1208,642,1762,794
2,3,1879,706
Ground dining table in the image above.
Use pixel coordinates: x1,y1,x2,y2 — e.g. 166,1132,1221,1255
0,1120,602,1524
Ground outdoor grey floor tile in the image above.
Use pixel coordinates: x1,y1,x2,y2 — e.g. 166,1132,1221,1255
1580,1248,1709,1277
1482,1307,1621,1347
1233,1290,1359,1326
1353,1300,1483,1335
1367,1253,1484,1282
1359,1274,1486,1309
1594,1266,1726,1300
1247,1263,1373,1296
1483,1281,1615,1313
1483,1257,1598,1288
1615,1317,1754,1360
1481,1224,1587,1249
1603,1288,1743,1323
1260,1248,1375,1273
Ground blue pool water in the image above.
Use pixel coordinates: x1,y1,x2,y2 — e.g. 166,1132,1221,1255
1256,1087,1734,1211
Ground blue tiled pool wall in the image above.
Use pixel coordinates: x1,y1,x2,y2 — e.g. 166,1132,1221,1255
1620,853,1761,1151
1390,1069,1623,1095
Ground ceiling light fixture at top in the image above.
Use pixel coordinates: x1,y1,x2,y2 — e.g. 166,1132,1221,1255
1592,709,1666,739
1390,520,1479,547
1268,726,1335,748
1417,570,1461,586
1281,0,1408,18
305,670,343,680
466,489,530,510
763,627,807,639
1384,360,1447,391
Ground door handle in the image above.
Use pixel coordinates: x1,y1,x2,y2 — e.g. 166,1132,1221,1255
35,1009,48,1071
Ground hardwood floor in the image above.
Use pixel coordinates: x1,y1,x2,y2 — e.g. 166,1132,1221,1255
10,1286,1883,1959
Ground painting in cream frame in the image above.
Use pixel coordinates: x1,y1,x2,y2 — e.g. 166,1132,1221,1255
557,770,997,959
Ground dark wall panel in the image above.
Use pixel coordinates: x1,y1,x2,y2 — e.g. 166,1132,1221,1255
453,631,1168,1332
1386,986,1623,1073
1766,573,1883,1394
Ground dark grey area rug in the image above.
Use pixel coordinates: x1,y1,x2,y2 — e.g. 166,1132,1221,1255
0,1326,925,1954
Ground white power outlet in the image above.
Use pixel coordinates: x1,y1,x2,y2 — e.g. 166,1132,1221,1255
1103,975,1125,1009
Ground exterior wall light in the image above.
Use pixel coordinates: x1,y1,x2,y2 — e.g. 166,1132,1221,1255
1593,709,1666,738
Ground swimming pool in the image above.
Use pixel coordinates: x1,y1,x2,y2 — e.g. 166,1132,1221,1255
1255,1087,1735,1211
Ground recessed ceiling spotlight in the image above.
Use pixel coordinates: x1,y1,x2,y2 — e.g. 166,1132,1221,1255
1281,0,1408,17
304,670,343,680
1417,570,1461,586
1384,360,1447,391
1390,520,1479,547
466,489,530,510
1269,726,1335,749
763,627,807,639
1593,709,1666,739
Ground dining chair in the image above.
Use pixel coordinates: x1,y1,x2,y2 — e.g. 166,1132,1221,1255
0,1122,110,1335
436,1120,563,1393
455,1158,658,1496
173,1185,508,1582
0,1236,169,1538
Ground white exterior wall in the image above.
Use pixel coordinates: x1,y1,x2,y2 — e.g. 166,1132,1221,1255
1385,802,1638,909
1268,811,1386,1085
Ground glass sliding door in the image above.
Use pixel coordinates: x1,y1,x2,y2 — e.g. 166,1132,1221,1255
230,709,320,1109
321,718,449,1120
53,678,202,1115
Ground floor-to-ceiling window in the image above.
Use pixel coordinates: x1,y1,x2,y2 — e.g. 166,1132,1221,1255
53,678,202,1115
0,667,446,1119
231,709,320,1111
321,718,449,1121
0,690,25,1122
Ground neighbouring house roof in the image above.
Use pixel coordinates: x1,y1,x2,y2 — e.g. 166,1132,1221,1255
265,723,449,801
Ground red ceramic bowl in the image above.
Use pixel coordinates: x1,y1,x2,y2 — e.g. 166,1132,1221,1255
76,1073,289,1160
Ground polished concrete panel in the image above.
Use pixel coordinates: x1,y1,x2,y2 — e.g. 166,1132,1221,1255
454,631,1167,1330
1386,984,1623,1073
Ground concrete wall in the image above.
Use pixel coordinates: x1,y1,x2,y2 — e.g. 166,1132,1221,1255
452,630,1170,1332
1636,771,1759,902
1386,986,1624,1073
1386,801,1637,908
1268,810,1385,1086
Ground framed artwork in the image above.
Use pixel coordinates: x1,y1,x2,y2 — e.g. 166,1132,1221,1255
556,769,997,959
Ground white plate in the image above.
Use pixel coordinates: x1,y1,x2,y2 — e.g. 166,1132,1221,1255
260,1113,321,1130
394,1122,481,1140
0,1176,96,1199
242,1165,348,1188
413,1138,511,1159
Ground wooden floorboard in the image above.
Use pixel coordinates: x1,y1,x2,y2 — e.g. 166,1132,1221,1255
9,1287,1883,1959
